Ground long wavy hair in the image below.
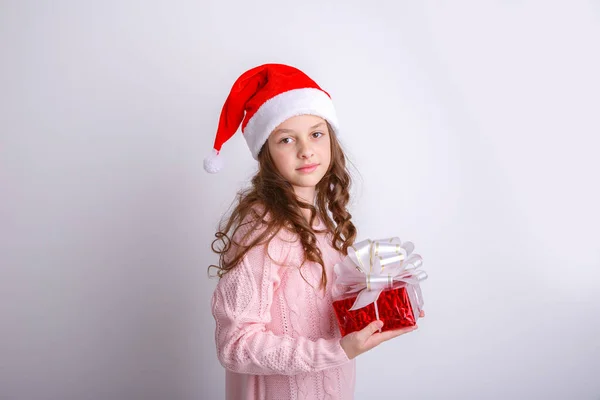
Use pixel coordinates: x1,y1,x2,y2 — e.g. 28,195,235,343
207,121,356,290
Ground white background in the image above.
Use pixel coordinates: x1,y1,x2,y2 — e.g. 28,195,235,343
1,1,599,399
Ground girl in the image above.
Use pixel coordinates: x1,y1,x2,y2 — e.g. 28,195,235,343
206,64,423,400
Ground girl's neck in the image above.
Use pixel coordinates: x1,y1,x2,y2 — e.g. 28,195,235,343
293,186,317,225
293,185,316,204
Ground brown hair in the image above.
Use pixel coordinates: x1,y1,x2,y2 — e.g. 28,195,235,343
207,122,356,290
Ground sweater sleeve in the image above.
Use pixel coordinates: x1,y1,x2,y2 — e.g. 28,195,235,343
211,226,350,376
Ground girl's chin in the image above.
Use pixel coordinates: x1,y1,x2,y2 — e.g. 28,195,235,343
289,176,323,187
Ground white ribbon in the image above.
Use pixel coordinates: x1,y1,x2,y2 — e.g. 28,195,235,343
333,237,427,316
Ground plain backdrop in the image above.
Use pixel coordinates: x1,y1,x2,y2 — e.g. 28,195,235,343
1,1,599,399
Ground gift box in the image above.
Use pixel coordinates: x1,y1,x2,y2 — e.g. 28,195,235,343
333,284,416,336
332,238,427,337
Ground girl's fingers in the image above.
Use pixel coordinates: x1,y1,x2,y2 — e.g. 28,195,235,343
367,325,418,347
358,320,384,342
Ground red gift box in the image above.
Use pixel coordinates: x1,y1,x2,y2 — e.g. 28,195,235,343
333,285,416,336
331,237,427,337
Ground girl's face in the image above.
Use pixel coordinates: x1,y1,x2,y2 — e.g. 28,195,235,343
267,115,331,199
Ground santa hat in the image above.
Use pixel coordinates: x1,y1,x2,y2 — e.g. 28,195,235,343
204,63,339,173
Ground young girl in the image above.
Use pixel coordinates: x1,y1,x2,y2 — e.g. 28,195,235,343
206,63,423,400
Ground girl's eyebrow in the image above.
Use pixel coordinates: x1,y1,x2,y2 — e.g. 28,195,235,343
273,122,326,136
272,128,295,135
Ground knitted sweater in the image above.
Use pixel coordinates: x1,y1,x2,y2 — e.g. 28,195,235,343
211,217,356,400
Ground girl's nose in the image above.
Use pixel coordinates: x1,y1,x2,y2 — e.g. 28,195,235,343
298,141,314,159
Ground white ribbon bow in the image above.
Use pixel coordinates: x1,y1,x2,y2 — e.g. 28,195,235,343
333,237,427,314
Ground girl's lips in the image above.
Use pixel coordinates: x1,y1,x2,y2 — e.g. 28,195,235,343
296,164,319,173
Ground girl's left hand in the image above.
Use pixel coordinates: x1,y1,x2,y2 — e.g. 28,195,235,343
419,310,425,318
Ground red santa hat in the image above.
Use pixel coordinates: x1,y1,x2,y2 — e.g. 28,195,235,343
204,63,339,173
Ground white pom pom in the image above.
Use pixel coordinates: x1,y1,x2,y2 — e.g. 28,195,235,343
204,149,224,173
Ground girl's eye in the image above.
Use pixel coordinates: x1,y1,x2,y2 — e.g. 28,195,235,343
312,132,324,138
280,137,292,144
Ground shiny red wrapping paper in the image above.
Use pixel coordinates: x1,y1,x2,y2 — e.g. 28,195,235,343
332,286,415,337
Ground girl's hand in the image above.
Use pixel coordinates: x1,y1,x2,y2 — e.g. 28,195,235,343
339,316,422,360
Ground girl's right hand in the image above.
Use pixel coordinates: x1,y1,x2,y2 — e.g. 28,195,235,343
339,320,418,360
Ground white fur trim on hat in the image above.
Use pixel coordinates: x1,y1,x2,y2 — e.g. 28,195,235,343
242,88,339,159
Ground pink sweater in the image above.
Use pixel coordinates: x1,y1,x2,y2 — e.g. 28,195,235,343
211,217,355,400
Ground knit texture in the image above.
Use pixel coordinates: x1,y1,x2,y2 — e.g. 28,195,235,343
211,216,356,400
